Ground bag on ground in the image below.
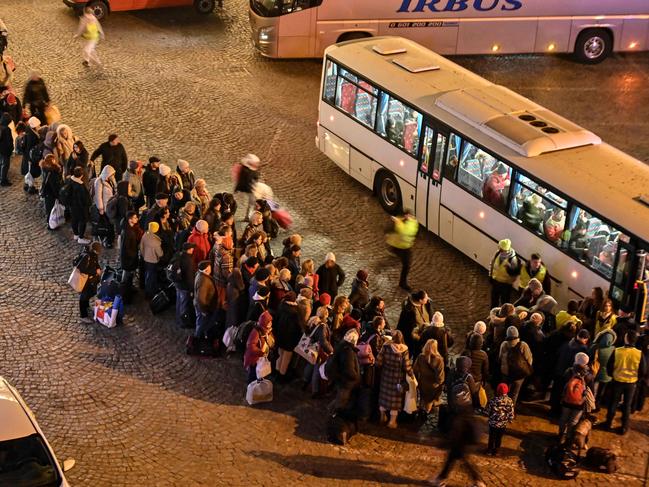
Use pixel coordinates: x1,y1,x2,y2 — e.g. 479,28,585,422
93,297,121,328
246,379,273,405
150,288,171,314
545,445,579,479
256,356,272,379
584,447,618,474
49,200,66,229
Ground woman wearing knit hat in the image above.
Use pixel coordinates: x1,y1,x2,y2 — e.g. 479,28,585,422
557,352,592,443
191,178,210,216
187,219,210,267
175,159,195,191
139,221,163,299
316,252,346,299
244,310,274,384
486,383,515,456
498,325,533,406
417,311,454,366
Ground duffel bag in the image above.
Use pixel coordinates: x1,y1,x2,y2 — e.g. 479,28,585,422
150,288,171,315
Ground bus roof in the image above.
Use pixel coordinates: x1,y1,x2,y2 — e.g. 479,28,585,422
325,37,649,243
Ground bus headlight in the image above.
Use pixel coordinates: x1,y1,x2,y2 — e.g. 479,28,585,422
259,27,274,43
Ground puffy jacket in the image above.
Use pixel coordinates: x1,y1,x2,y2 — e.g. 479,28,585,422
187,228,211,266
194,269,217,314
94,165,115,213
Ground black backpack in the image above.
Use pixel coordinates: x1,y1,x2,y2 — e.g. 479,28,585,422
58,180,73,207
165,252,183,283
546,445,579,479
449,373,472,410
235,320,257,351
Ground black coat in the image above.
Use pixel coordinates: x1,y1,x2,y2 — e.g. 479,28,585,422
331,340,361,389
41,169,62,201
178,251,197,292
273,301,301,351
77,250,101,292
234,165,259,193
23,78,50,110
397,297,434,353
91,142,128,179
21,126,40,175
420,325,454,365
142,167,160,199
0,120,13,156
316,263,346,298
120,224,141,271
68,179,91,221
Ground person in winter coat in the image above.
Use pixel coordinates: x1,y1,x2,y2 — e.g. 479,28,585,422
119,211,142,293
590,329,616,407
498,326,533,406
193,260,218,348
489,238,521,308
40,154,63,228
174,242,197,328
316,252,345,298
595,298,617,336
22,72,50,124
418,312,454,366
225,267,246,329
140,221,163,298
0,112,13,185
113,180,133,232
248,266,271,302
191,178,210,217
244,311,274,384
55,124,75,174
123,159,144,209
202,198,222,235
247,286,270,323
465,321,487,350
176,159,195,191
77,241,102,323
187,219,210,268
93,164,116,246
68,166,92,244
142,156,161,208
486,383,515,456
296,287,313,332
377,330,414,429
213,234,234,313
66,141,91,185
90,134,128,183
349,270,370,311
234,153,261,220
272,292,301,380
579,286,604,338
397,290,433,355
449,356,480,411
74,7,104,67
414,338,445,417
330,328,362,413
462,333,489,387
558,354,592,443
21,117,41,192
155,164,172,196
270,268,292,311
240,211,263,248
304,306,333,397
550,328,590,414
514,277,544,309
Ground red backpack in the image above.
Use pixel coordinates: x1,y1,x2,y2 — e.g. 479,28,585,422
563,375,585,407
356,334,376,366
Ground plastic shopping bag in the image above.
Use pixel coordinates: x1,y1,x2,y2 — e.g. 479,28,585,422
256,356,272,379
246,379,273,405
49,200,65,229
403,375,418,414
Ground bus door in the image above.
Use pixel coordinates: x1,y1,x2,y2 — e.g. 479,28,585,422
415,123,447,235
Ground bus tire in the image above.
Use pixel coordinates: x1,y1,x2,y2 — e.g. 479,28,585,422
194,0,216,14
574,28,612,64
376,172,402,215
337,32,371,44
86,0,108,20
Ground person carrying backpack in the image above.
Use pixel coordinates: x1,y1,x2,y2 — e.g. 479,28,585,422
499,326,533,406
558,353,591,443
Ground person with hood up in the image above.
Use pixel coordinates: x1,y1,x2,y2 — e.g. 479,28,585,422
247,286,270,323
270,268,292,311
329,328,362,413
123,160,144,209
40,154,63,228
414,338,445,419
272,291,301,381
590,328,616,407
0,112,13,186
418,312,454,366
68,166,92,244
244,310,274,384
316,252,346,299
73,7,104,67
462,333,489,388
66,140,91,185
193,260,218,354
489,238,521,308
93,164,116,246
187,219,210,267
225,267,246,329
498,326,532,406
486,383,515,456
90,134,127,183
140,221,163,298
176,159,195,191
22,72,50,124
234,153,261,221
349,269,370,311
304,306,333,397
377,329,414,429
558,353,592,443
55,124,75,174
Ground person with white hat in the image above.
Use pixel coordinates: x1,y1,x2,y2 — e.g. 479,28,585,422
316,252,346,299
21,116,41,193
233,153,260,221
489,238,521,308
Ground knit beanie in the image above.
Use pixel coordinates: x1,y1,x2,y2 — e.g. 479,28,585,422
325,252,336,263
319,293,331,306
356,269,368,282
177,159,190,171
148,222,159,233
473,321,487,335
431,311,444,326
195,220,208,234
574,352,589,366
258,310,272,330
159,164,171,177
496,383,509,396
506,325,519,339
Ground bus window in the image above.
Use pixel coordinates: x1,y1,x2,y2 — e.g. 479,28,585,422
565,207,627,279
376,94,422,156
323,60,338,103
611,247,630,302
444,133,461,180
419,126,434,175
333,76,378,129
432,133,447,182
457,139,511,211
509,173,567,242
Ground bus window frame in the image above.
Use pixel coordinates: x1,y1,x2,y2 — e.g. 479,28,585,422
320,55,644,288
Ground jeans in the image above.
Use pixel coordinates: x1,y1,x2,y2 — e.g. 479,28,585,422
194,305,216,338
507,377,525,406
558,407,583,442
303,362,322,394
144,262,159,298
488,426,505,453
393,247,411,286
491,281,513,308
0,152,10,182
175,289,191,327
606,381,636,429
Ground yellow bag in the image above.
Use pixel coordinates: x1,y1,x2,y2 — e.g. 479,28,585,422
45,104,61,125
478,386,488,408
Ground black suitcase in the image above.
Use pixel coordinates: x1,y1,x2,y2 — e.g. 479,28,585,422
150,289,171,315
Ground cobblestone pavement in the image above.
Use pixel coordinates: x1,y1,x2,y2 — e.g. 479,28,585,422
1,1,649,485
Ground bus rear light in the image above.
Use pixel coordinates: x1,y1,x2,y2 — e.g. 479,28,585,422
571,271,578,279
629,42,638,49
491,44,500,52
547,43,556,52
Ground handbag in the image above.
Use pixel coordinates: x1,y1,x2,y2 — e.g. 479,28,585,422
49,199,66,229
246,379,273,405
478,385,488,408
67,266,88,293
403,374,418,414
294,324,321,365
24,172,34,187
256,356,272,379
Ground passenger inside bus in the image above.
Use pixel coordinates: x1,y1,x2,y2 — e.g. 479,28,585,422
544,207,566,243
456,141,510,208
482,162,510,210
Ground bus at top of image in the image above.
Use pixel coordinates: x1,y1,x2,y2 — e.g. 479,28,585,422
63,0,218,21
249,0,649,63
315,36,649,318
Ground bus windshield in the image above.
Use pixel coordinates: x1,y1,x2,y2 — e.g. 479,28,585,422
251,0,318,17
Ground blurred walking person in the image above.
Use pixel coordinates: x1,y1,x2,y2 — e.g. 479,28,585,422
74,7,104,67
385,209,418,291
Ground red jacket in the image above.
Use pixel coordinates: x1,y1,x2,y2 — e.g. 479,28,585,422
187,228,211,267
244,327,274,369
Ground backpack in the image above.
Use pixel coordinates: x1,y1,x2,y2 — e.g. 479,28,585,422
546,445,579,479
14,133,25,155
58,180,73,207
105,194,119,219
165,252,183,283
449,373,472,410
356,334,375,366
28,144,43,178
506,342,532,380
563,375,586,407
235,320,256,352
584,447,618,474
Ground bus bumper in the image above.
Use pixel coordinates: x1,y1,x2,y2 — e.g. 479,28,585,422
249,9,278,57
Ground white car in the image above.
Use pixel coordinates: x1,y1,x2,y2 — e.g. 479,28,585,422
0,376,75,486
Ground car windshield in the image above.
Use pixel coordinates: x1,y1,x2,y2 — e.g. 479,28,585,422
251,0,315,17
0,434,61,487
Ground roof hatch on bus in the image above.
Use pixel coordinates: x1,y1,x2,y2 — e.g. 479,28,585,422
436,87,601,157
392,56,440,73
372,42,407,56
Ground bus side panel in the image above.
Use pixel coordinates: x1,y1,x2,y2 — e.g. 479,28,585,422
534,18,571,53
277,9,316,57
318,124,350,173
350,148,373,189
378,21,459,55
456,19,538,54
620,19,649,52
315,21,379,57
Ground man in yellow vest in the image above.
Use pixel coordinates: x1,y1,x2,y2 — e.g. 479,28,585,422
604,330,646,434
518,253,551,295
386,209,419,291
489,239,521,308
74,8,104,67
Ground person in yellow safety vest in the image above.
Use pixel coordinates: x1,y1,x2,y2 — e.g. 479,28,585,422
604,330,646,435
519,253,551,295
386,209,419,291
73,7,104,68
555,300,583,330
489,239,521,308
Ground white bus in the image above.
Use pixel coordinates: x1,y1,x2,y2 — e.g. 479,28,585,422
315,36,649,317
249,0,649,63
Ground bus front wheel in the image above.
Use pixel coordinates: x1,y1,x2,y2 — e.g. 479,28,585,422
574,29,612,64
377,172,402,215
86,0,108,20
194,0,216,14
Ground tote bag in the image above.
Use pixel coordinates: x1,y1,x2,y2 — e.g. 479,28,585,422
294,324,320,365
67,267,88,293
